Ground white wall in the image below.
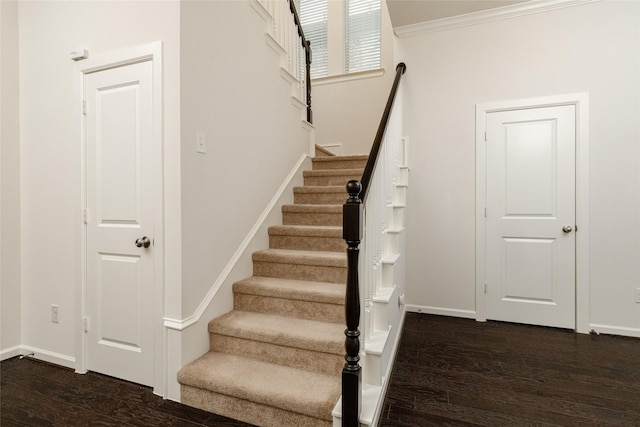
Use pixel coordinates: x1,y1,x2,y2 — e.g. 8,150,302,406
396,1,640,335
1,0,22,356
312,0,395,155
179,0,310,355
18,1,181,364
179,0,311,318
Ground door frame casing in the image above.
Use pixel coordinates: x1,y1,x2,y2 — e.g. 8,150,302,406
475,93,589,333
76,42,165,393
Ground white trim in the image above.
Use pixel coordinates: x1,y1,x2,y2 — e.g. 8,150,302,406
249,0,272,24
369,305,407,427
0,346,76,369
332,306,409,426
318,143,343,156
394,0,601,38
163,153,311,331
312,68,385,86
475,93,590,333
76,41,164,392
20,346,76,369
405,304,477,319
0,346,23,361
265,33,286,56
589,323,640,339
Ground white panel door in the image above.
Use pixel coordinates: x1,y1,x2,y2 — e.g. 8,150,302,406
85,60,154,386
486,105,576,329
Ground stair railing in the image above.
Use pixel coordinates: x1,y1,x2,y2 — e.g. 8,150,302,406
258,0,313,123
342,62,407,426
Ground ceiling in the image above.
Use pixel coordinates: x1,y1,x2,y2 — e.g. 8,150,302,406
386,0,530,28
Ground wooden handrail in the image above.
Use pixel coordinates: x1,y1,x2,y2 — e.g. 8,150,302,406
341,62,406,427
359,62,406,201
288,0,313,123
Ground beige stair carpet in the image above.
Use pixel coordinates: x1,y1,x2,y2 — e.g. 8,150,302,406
178,154,367,427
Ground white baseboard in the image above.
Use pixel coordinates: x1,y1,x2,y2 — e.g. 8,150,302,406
0,345,23,361
589,323,640,338
1,345,76,369
405,304,477,319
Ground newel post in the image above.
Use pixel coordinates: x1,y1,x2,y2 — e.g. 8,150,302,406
342,180,362,426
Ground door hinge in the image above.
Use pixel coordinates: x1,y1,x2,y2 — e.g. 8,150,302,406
484,131,488,142
82,100,87,116
83,317,89,333
484,283,488,294
83,208,88,224
484,207,487,218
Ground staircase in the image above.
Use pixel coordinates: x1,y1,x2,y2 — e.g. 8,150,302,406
178,152,368,427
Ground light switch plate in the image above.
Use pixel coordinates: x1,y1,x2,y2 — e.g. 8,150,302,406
196,132,206,154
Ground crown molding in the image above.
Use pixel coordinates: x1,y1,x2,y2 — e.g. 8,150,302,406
394,0,601,38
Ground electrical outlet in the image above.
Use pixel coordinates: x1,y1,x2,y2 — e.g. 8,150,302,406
635,288,640,304
51,305,59,323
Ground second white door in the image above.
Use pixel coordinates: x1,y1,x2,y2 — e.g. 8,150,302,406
85,60,155,386
485,105,576,329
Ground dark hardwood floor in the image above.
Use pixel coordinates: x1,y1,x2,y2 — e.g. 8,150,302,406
0,356,254,426
2,313,639,426
380,313,640,426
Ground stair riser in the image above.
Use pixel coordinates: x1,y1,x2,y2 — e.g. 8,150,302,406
312,159,368,170
304,175,362,186
210,333,343,377
181,386,333,427
269,234,346,252
294,192,348,205
254,261,346,284
234,293,344,324
282,211,342,227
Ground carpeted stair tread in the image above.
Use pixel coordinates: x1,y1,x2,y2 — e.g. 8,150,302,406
268,225,342,238
281,204,343,226
268,224,345,252
178,352,340,421
253,248,346,267
282,204,343,213
293,186,350,205
312,155,368,171
303,168,363,177
209,311,343,354
234,276,344,305
293,185,345,194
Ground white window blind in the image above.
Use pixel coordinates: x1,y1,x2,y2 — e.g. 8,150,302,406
345,0,381,73
298,0,328,78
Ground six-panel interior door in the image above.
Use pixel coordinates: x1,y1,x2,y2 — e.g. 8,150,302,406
485,105,576,329
85,60,154,386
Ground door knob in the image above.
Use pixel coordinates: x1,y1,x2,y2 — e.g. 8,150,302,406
135,236,151,248
562,226,573,233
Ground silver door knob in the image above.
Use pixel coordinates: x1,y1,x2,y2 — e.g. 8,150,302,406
562,226,573,233
135,236,151,248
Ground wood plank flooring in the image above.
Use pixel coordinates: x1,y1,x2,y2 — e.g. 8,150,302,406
2,313,639,426
380,313,640,426
0,356,253,426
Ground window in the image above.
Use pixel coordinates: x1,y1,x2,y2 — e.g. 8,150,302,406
298,0,381,78
345,0,381,73
298,0,328,78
